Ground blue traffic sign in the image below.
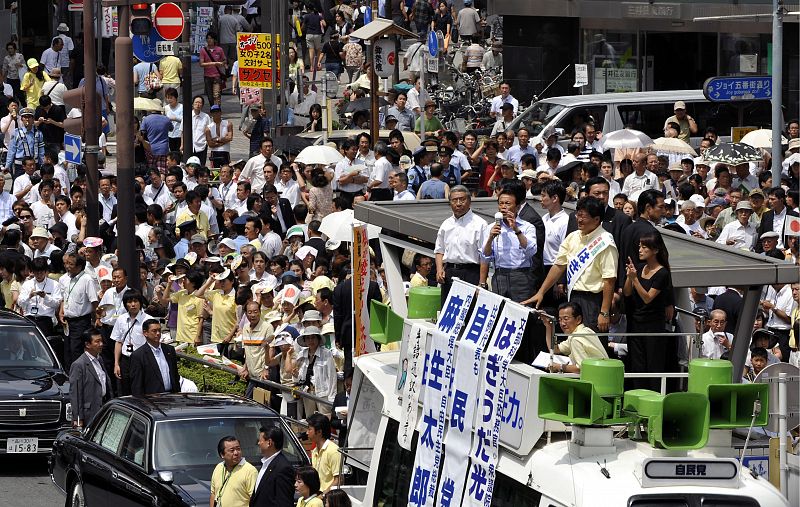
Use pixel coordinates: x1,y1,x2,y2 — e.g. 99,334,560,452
64,133,81,165
703,76,772,102
427,30,439,58
132,27,165,64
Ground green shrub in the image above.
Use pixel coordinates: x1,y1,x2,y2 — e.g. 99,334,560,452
178,346,247,396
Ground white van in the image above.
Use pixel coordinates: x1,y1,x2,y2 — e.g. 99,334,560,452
507,89,773,147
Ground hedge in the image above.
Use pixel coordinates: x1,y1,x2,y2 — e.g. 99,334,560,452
178,346,247,396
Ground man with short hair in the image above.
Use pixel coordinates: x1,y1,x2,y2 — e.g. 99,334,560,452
490,81,518,118
174,190,211,239
701,309,733,359
34,95,65,152
69,328,112,428
251,426,294,507
237,301,274,398
435,186,487,304
129,318,179,395
240,138,282,195
307,413,342,493
756,187,799,252
98,176,117,224
491,102,514,137
393,172,416,200
210,436,258,507
386,91,415,131
505,127,536,167
527,196,618,333
59,253,99,369
621,152,658,201
334,139,369,202
542,302,608,373
40,37,63,75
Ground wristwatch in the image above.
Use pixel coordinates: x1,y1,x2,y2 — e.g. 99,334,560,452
599,311,610,318
479,282,488,289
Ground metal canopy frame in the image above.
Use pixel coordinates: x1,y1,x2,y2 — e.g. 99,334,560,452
355,198,799,288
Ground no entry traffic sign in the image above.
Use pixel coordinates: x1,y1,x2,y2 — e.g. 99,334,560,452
154,3,185,41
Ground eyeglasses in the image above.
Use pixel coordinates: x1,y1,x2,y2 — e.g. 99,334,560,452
19,215,32,220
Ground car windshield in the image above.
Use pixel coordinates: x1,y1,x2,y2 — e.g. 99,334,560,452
153,417,306,470
513,102,565,136
0,326,57,368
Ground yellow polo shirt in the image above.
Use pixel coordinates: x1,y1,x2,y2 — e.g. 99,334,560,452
169,289,203,344
158,55,183,85
174,209,211,239
297,496,324,507
557,323,609,368
554,225,618,293
241,319,274,379
206,289,237,343
311,439,340,491
210,459,258,507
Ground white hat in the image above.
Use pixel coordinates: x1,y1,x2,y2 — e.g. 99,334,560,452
297,326,322,347
785,153,800,166
271,333,294,348
219,238,237,251
760,231,780,240
295,245,318,260
186,156,202,166
325,239,341,251
693,156,709,167
30,227,49,239
67,108,83,119
57,23,69,33
689,194,706,208
213,268,232,281
301,310,322,323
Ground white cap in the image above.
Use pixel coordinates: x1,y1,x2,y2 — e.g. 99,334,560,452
689,194,706,208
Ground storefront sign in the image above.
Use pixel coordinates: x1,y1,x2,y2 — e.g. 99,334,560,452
703,76,772,102
622,2,681,19
236,32,281,89
595,67,638,93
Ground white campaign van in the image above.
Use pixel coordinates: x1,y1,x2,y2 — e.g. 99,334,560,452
507,89,773,147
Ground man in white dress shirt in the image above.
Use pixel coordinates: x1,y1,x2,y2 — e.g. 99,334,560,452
274,164,301,207
111,291,152,396
716,201,757,251
59,253,99,369
489,81,519,118
334,139,369,202
18,257,62,336
621,152,658,202
240,138,283,195
540,180,569,305
701,309,734,359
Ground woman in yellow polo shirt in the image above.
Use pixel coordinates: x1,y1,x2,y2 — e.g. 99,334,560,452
294,466,323,507
162,270,204,345
195,267,238,354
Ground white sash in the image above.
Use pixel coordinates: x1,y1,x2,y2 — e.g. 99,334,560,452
566,230,615,299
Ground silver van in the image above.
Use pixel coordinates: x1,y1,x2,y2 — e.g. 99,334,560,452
507,89,772,147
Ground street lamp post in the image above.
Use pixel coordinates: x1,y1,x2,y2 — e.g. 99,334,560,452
771,0,784,189
83,0,100,237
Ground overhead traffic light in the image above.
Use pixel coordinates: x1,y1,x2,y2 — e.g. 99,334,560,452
130,3,152,36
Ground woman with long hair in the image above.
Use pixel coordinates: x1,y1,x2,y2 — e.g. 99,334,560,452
623,231,674,390
325,489,352,507
20,58,51,108
303,103,324,133
304,167,334,221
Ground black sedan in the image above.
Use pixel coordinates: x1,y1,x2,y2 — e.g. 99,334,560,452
0,312,71,455
50,393,310,506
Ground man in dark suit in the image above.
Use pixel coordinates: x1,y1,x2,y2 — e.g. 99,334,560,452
251,425,295,507
712,287,742,336
755,187,799,252
69,328,112,428
617,189,665,283
333,268,383,371
129,319,180,396
263,184,295,237
331,368,353,447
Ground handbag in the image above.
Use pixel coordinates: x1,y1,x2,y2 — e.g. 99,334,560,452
144,63,162,94
203,47,228,88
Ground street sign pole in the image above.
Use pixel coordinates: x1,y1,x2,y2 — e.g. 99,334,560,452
115,4,139,289
771,0,783,190
83,0,100,237
181,2,192,163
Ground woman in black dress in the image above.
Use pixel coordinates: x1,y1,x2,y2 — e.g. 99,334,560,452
623,231,673,391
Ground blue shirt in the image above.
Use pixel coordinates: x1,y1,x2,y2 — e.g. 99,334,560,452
141,113,173,156
479,217,538,269
5,126,44,169
408,165,428,193
441,164,461,187
419,179,446,199
505,145,538,167
173,238,189,260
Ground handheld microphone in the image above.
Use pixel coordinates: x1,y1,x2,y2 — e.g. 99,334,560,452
494,212,503,226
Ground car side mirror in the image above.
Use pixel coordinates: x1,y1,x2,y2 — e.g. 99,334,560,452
157,471,173,484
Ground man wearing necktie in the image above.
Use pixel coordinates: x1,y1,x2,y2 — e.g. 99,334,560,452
129,319,180,396
69,328,113,428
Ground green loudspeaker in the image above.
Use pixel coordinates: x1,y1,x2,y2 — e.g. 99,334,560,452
687,359,770,429
538,359,632,425
623,390,710,450
369,300,404,344
407,286,441,319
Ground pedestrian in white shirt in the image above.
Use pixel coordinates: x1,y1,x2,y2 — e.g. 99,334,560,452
240,138,282,195
296,326,337,417
275,164,301,207
367,141,393,201
18,257,62,335
621,152,658,202
111,291,152,396
716,201,757,251
701,309,733,359
59,253,99,369
190,96,210,165
762,282,796,361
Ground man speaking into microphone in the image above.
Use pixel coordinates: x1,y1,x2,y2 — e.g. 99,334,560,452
479,184,538,302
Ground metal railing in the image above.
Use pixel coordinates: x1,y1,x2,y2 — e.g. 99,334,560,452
176,351,334,408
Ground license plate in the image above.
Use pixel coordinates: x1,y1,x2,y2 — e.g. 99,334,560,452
6,438,38,453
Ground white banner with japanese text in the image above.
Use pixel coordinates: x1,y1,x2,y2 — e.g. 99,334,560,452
465,301,528,507
408,280,476,507
352,223,375,357
398,322,428,451
436,289,504,507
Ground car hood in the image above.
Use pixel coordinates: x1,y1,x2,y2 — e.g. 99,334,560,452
0,367,69,398
168,466,215,503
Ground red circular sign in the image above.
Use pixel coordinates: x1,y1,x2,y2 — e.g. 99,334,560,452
154,3,185,41
790,219,800,233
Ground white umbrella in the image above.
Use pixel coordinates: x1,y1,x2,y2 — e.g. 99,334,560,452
319,209,381,242
600,128,654,150
294,145,343,166
740,129,788,149
133,97,163,112
652,137,697,156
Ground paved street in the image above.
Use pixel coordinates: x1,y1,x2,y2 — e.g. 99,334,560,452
0,455,62,507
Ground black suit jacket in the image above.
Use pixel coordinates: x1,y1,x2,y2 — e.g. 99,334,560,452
333,278,382,351
755,208,799,252
518,201,546,285
69,352,113,426
250,452,295,507
331,390,349,446
129,343,180,396
567,205,632,249
712,288,742,335
265,197,295,237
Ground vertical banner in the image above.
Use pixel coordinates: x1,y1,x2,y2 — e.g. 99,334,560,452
352,223,374,358
466,302,528,507
398,323,427,451
436,289,504,507
408,280,476,507
237,32,281,89
192,7,214,53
